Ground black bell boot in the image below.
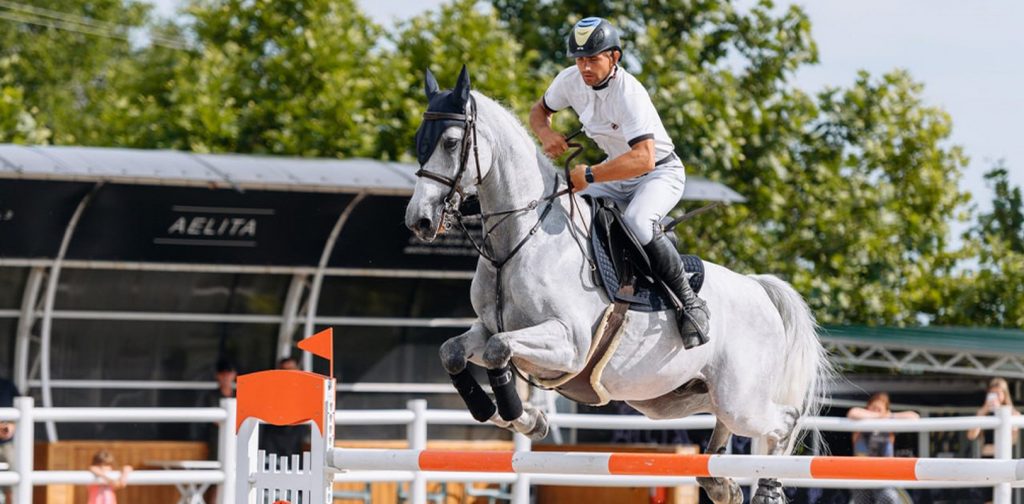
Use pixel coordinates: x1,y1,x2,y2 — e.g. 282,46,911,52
643,227,710,349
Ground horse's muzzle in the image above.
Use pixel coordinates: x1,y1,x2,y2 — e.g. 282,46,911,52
410,217,437,242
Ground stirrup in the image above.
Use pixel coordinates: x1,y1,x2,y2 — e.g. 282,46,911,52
677,306,710,350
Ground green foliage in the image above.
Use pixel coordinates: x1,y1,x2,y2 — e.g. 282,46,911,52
975,164,1024,253
777,71,969,325
0,0,150,144
379,0,545,160
0,84,50,144
935,166,1024,327
166,0,386,156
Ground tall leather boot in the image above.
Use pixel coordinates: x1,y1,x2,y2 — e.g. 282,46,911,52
643,226,710,349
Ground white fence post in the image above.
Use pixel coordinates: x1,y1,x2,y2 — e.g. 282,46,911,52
407,399,428,504
917,411,929,458
218,397,237,504
512,433,531,504
994,405,1012,504
13,397,33,504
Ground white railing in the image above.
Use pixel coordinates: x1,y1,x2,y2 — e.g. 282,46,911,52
0,397,237,504
0,397,1021,504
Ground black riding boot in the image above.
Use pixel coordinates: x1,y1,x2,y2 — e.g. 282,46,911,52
643,227,710,349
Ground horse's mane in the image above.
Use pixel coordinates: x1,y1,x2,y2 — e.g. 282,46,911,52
471,92,561,185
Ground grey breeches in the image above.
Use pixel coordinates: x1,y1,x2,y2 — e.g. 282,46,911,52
579,163,686,245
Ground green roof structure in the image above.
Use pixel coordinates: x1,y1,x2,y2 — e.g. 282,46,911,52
822,325,1024,378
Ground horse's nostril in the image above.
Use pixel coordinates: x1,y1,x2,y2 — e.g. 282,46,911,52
417,218,433,233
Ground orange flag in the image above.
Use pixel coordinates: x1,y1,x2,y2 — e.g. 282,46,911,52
298,328,334,379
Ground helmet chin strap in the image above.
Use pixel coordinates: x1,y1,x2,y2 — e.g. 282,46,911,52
590,61,619,91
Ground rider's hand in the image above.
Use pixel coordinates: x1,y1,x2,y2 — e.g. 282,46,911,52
540,130,569,158
570,164,589,192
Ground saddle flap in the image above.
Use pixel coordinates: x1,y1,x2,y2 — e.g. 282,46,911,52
587,196,705,313
593,199,654,281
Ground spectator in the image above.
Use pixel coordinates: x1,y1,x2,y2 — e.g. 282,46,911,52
194,357,237,461
194,357,236,504
259,357,308,463
966,377,1021,450
87,450,132,504
847,392,919,504
0,376,19,503
277,356,299,371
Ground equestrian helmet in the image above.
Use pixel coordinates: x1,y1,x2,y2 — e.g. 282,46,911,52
566,17,621,58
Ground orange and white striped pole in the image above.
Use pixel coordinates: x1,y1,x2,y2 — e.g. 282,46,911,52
330,449,1024,483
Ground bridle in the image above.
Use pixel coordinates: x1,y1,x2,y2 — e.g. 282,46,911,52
413,100,591,334
414,96,483,216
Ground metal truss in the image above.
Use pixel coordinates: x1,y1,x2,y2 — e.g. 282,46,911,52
824,337,1024,379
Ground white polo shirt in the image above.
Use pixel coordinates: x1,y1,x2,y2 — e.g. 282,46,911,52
542,65,677,164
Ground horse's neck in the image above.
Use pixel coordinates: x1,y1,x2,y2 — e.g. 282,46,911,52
476,139,557,256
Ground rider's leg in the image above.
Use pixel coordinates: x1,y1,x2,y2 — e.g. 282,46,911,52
622,165,710,348
644,226,710,347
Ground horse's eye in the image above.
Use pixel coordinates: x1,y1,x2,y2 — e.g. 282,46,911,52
443,138,460,152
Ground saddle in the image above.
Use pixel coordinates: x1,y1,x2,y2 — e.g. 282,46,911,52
534,198,706,405
588,196,704,312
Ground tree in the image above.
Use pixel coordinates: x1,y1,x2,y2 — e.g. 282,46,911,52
934,166,1024,327
0,0,150,144
85,19,191,149
379,0,546,161
780,71,969,325
975,164,1024,253
143,0,389,156
0,55,50,143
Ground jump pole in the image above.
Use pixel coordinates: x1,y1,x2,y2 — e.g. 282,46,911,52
329,449,1024,484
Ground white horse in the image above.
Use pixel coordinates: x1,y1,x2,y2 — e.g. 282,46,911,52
405,67,831,504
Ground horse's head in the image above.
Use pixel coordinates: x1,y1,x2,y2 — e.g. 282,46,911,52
405,65,495,241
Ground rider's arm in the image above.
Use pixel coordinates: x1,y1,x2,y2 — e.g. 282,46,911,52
586,138,656,182
529,99,554,138
530,99,568,158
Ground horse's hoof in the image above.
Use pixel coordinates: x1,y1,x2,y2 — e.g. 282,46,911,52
751,478,784,504
523,413,549,440
488,412,513,430
697,477,743,504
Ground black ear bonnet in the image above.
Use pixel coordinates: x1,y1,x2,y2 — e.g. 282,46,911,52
415,66,472,166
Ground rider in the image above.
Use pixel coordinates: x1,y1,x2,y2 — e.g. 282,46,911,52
528,16,709,348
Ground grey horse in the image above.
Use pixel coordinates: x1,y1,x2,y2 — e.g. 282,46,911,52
405,67,832,504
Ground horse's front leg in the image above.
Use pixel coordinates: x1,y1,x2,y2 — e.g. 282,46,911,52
439,320,497,422
480,318,580,440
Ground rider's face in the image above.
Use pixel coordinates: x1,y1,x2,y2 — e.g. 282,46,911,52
575,51,617,86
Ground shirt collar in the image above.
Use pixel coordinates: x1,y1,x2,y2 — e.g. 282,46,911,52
591,66,620,99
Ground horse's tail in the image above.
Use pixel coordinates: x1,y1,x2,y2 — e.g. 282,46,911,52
749,274,834,454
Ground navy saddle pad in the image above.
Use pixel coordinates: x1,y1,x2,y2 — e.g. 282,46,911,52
588,197,704,312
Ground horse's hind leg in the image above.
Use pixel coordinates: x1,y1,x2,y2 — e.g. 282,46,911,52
708,372,802,501
696,420,743,504
750,406,802,504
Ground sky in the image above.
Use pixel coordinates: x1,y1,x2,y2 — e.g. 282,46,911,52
148,0,1023,219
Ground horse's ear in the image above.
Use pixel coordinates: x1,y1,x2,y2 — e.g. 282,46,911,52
424,68,440,99
453,64,471,107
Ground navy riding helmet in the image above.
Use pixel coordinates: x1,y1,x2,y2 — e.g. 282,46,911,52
566,17,621,58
